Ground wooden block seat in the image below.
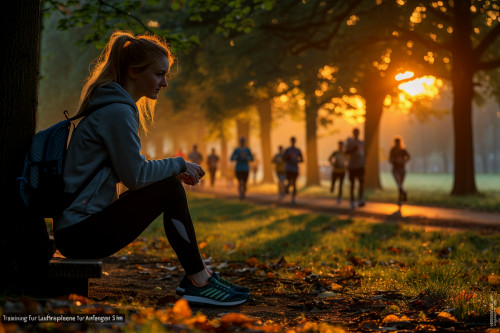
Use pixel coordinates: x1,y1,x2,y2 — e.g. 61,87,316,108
41,252,102,297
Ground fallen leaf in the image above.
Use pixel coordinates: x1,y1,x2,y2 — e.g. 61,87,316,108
485,329,500,333
382,314,400,324
437,311,457,322
488,275,500,286
388,247,402,255
331,283,343,291
454,290,476,302
246,257,260,267
172,299,192,319
220,313,257,327
199,241,207,249
339,265,356,279
349,256,365,266
266,272,275,278
416,324,437,331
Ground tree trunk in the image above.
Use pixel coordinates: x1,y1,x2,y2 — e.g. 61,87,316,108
236,117,250,146
219,127,228,181
451,80,477,194
305,97,320,186
450,1,477,195
0,0,51,283
493,119,498,173
364,92,384,190
256,99,274,183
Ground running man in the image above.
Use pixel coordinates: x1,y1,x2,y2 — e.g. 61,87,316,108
328,140,346,205
283,136,303,205
345,128,365,209
230,137,254,200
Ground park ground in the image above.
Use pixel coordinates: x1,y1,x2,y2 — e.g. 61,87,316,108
1,174,500,332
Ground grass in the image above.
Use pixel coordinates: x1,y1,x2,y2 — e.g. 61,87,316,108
137,193,500,323
248,173,500,212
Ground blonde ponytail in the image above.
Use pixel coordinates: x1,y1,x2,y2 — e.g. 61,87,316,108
77,31,174,133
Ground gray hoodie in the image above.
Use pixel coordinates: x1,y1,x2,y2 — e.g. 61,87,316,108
54,83,187,231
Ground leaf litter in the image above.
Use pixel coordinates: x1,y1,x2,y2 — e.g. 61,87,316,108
1,252,496,332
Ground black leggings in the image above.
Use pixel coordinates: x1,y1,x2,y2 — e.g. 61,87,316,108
54,177,205,275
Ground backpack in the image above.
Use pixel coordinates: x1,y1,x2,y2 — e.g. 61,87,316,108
17,111,100,218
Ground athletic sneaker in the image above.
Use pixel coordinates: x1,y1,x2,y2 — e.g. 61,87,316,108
176,273,250,295
211,272,250,294
177,275,248,306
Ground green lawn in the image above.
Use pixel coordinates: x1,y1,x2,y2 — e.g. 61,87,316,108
140,193,500,322
250,173,500,212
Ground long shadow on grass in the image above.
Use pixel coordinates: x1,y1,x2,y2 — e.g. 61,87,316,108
189,197,285,223
246,213,353,258
356,222,399,251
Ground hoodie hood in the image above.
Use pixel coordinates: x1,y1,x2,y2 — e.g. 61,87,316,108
86,82,138,115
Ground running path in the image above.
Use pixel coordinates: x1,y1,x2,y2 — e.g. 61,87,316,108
195,183,500,232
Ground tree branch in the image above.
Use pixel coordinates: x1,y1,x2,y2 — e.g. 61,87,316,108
477,57,500,71
474,21,500,58
98,0,155,34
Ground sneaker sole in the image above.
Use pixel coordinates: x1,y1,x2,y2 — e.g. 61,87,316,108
181,295,248,306
177,286,250,295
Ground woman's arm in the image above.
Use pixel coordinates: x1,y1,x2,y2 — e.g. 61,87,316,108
99,106,187,190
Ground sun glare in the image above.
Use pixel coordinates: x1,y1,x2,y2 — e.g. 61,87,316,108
387,72,443,113
398,75,441,97
395,71,415,81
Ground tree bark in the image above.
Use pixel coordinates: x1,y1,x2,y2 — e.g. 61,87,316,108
236,118,250,146
363,92,384,190
305,96,320,186
256,99,274,183
450,1,477,195
0,1,40,197
220,128,228,181
450,76,477,194
0,0,51,284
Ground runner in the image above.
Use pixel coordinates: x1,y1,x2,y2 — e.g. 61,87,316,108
389,136,411,207
230,137,254,200
328,140,346,205
283,137,303,205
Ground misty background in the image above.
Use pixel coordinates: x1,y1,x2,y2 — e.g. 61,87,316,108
38,12,500,185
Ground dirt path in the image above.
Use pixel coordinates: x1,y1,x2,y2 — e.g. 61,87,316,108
89,254,493,332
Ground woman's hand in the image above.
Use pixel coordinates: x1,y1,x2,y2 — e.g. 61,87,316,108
178,161,205,186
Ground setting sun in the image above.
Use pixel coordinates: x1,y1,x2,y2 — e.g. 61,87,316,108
398,75,442,97
387,72,444,113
